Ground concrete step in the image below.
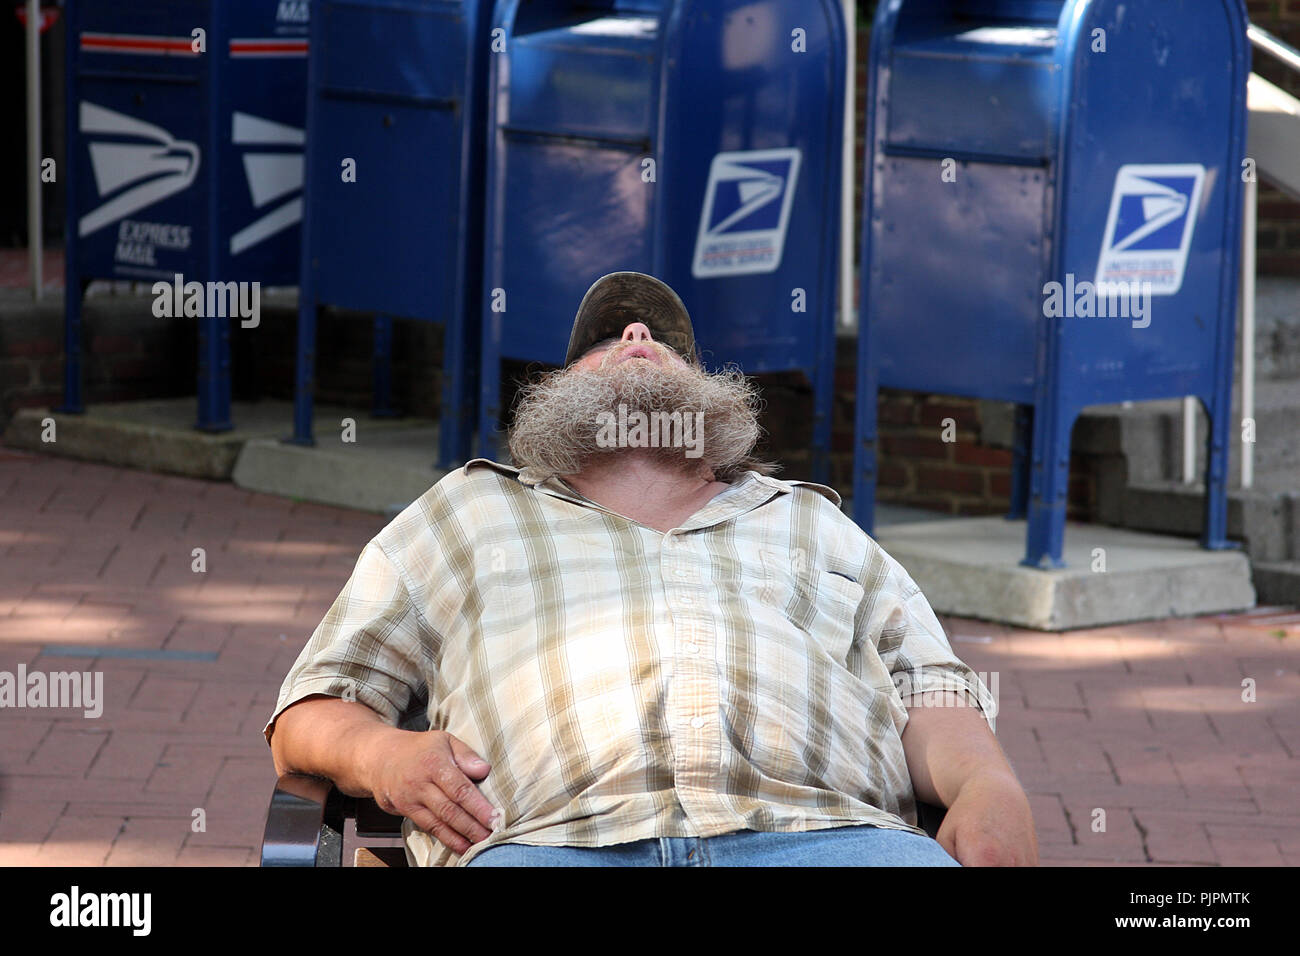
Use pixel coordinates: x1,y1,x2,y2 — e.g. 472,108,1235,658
4,403,257,479
1112,481,1299,563
873,516,1255,631
1070,359,1300,611
2,399,441,490
232,427,446,515
1077,360,1300,568
1077,378,1300,492
1251,561,1300,605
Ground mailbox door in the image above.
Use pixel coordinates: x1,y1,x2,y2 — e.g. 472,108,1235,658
484,1,662,364
862,3,1064,404
67,0,211,282
490,142,654,362
306,0,489,320
869,159,1047,404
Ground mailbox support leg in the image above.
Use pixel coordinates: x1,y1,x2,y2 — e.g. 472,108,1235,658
1201,396,1232,551
811,367,833,487
478,346,501,463
439,355,476,471
372,314,398,418
438,296,477,471
851,357,878,534
57,278,89,415
1200,136,1246,550
196,314,233,432
1022,401,1074,570
289,298,317,446
1006,405,1032,520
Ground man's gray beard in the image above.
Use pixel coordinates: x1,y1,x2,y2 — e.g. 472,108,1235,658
508,357,766,481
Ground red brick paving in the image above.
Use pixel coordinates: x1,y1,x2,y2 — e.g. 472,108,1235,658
0,448,1297,866
0,448,386,866
948,612,1300,865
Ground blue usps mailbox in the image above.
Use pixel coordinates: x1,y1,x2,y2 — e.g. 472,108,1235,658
853,0,1249,568
291,0,493,468
479,0,846,480
62,0,310,431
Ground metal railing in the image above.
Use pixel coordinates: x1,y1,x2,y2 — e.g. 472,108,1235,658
1250,23,1300,75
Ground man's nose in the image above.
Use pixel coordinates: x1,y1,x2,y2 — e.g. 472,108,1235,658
620,322,654,344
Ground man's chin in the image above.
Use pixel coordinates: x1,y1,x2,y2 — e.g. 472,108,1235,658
579,442,705,475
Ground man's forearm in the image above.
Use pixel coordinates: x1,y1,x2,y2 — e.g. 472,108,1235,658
269,694,408,797
900,691,1017,807
900,690,1038,864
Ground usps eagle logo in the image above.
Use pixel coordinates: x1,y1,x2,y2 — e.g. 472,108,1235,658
78,102,200,238
692,148,801,278
1095,164,1205,296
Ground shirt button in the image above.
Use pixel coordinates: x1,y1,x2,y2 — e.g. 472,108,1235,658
674,567,689,577
686,643,700,654
690,716,705,729
679,595,692,605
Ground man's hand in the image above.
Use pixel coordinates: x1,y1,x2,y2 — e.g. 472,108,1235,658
934,770,1038,866
364,729,499,856
270,695,499,856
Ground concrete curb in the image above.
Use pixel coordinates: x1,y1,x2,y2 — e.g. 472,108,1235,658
875,516,1256,631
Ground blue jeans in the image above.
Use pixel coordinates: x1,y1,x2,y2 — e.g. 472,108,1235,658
465,825,960,867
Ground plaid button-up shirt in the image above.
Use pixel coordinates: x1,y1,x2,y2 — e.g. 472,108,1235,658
265,459,994,866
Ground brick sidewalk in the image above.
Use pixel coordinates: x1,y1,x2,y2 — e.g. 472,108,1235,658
0,449,386,866
0,449,1296,866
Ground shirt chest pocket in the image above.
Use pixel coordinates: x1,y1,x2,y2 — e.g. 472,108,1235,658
804,569,865,665
755,550,863,666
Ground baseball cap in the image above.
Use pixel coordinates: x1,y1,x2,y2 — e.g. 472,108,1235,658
563,272,697,367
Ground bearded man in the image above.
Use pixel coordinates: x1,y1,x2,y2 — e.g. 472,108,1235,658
264,272,1038,867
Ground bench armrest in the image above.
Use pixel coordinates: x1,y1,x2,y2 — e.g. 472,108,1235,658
260,773,349,867
916,800,946,840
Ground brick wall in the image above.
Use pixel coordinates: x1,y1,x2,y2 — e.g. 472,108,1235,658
0,296,444,427
867,390,1096,521
241,302,444,419
0,294,196,417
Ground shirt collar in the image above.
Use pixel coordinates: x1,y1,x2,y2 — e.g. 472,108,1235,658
462,458,841,530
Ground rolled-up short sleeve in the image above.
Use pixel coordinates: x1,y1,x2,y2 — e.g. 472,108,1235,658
858,550,997,734
263,540,433,746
